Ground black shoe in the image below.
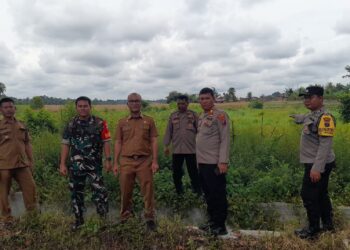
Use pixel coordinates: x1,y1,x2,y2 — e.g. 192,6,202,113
198,222,214,232
210,226,228,236
146,220,157,231
322,223,335,233
294,227,320,239
71,217,84,231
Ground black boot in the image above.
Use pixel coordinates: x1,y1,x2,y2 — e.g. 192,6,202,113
295,226,320,239
71,216,84,231
322,220,335,233
198,221,214,232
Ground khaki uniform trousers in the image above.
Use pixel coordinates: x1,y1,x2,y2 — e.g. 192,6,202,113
0,167,37,218
119,155,155,221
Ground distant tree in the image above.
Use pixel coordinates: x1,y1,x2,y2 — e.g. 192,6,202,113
284,88,294,98
247,92,252,101
212,87,220,98
30,96,44,110
225,87,237,102
0,82,6,96
188,94,198,103
271,91,282,98
339,94,350,122
342,65,350,78
166,91,182,103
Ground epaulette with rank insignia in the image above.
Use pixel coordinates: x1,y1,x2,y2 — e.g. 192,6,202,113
318,114,335,136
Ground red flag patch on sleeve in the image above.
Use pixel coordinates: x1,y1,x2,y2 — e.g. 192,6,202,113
101,120,111,140
217,113,226,125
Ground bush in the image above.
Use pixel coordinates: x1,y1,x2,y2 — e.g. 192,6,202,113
339,93,350,122
30,96,44,110
59,101,76,129
24,109,57,135
248,100,264,109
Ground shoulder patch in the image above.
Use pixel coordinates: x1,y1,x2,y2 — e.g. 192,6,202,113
217,113,227,126
318,114,335,136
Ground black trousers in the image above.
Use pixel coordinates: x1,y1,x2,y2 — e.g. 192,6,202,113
301,161,335,229
172,154,201,194
198,163,228,228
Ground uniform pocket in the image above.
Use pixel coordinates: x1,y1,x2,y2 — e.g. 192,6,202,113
143,123,150,140
17,127,27,141
122,126,132,140
0,128,11,144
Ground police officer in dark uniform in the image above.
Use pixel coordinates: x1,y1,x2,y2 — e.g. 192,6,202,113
291,86,336,239
60,96,112,230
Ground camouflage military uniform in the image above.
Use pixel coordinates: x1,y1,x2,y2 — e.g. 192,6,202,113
62,115,111,218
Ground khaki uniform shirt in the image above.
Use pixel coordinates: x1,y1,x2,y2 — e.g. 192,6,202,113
163,110,198,154
116,114,158,157
0,118,31,169
293,107,335,173
196,108,230,164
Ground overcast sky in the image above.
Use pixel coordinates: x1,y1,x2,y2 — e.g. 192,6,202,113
0,0,349,99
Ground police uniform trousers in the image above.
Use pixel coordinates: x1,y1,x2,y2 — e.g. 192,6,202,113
301,162,334,229
198,164,228,228
69,168,108,218
172,154,201,194
0,167,37,218
119,155,155,221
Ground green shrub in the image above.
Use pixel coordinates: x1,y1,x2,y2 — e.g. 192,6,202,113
339,93,350,122
24,109,57,135
248,100,264,109
59,101,76,129
30,96,44,110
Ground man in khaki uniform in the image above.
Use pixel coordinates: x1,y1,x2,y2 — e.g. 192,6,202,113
196,88,230,236
0,98,37,221
291,86,336,239
113,93,159,231
163,95,201,195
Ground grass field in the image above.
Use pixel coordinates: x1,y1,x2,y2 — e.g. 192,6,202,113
2,100,350,249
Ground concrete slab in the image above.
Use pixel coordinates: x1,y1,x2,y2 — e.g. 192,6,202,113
238,230,282,238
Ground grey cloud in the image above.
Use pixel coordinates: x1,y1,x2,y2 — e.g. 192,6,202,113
0,44,16,69
335,15,350,35
254,40,300,59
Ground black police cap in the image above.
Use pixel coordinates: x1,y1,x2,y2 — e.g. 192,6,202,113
299,86,324,97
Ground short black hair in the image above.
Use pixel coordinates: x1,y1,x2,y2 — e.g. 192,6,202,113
177,94,189,102
0,97,15,106
199,87,214,98
75,96,91,106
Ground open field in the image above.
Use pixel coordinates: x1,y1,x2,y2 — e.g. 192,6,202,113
2,100,350,249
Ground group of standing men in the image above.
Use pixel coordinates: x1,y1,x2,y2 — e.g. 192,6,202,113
0,85,336,239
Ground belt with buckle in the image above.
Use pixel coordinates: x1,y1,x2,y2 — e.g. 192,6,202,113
126,155,146,160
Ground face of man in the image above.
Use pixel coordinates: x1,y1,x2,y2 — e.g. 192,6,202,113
303,95,323,111
177,99,188,112
0,101,16,119
127,94,142,114
76,100,91,119
199,93,215,112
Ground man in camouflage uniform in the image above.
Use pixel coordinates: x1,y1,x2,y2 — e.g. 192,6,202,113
291,86,336,239
163,95,201,195
60,96,112,230
196,88,230,236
